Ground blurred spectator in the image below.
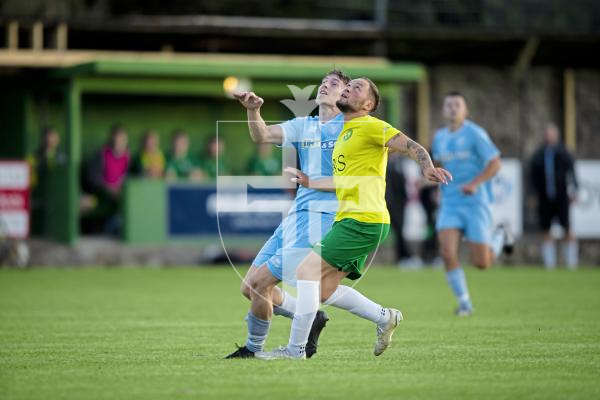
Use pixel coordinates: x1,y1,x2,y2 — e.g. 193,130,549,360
102,125,130,196
130,130,165,178
29,126,67,235
200,136,229,179
165,130,203,181
530,123,579,269
29,126,67,187
386,154,421,268
81,124,130,235
246,143,282,176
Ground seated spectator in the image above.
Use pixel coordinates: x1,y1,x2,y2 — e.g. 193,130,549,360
199,136,229,180
102,125,130,196
81,124,130,235
165,130,203,181
246,143,282,176
29,126,67,235
130,130,165,178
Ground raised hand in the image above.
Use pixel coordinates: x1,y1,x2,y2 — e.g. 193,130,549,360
424,166,453,185
233,91,264,110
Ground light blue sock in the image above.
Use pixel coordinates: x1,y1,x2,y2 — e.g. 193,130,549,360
490,230,505,258
273,305,294,319
445,267,472,309
245,312,271,353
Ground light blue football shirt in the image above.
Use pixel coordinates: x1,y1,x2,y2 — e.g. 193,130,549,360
432,120,500,206
279,113,344,214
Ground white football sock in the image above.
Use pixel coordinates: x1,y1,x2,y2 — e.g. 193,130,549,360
563,241,578,270
287,280,320,356
323,285,388,325
542,241,557,269
273,289,296,319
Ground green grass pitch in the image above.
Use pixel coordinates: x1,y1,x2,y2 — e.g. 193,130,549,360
1,266,599,399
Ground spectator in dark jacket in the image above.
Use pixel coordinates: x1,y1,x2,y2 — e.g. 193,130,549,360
29,127,67,235
530,123,578,269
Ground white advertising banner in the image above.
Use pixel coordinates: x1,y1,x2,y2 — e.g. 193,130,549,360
490,158,523,237
571,160,600,238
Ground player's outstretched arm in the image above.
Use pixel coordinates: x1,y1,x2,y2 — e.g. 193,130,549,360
386,133,452,185
233,92,283,145
461,156,501,194
284,167,336,191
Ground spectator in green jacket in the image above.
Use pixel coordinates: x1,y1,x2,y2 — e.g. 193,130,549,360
200,136,229,180
165,130,203,181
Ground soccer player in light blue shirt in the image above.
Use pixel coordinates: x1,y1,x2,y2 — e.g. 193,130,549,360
432,92,513,316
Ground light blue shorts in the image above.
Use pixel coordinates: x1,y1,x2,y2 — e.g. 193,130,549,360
436,203,493,245
252,210,335,286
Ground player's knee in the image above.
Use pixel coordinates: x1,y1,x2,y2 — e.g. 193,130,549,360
252,279,273,296
471,255,492,270
245,274,274,298
320,286,336,303
240,279,252,299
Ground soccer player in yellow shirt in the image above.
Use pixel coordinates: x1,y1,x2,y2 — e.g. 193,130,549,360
256,78,451,360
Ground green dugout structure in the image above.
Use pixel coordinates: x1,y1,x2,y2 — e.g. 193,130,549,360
0,53,425,245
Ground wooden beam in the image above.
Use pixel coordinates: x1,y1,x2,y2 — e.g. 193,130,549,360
511,36,539,82
564,69,577,152
65,78,81,245
417,69,430,146
31,21,44,51
7,21,19,50
56,23,68,51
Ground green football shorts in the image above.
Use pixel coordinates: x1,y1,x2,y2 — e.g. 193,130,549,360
314,218,390,280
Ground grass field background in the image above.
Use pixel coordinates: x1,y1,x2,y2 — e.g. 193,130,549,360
1,266,599,400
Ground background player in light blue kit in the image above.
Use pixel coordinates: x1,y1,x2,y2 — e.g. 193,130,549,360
432,92,513,316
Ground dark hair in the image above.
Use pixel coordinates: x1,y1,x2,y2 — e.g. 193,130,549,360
359,77,380,112
326,69,351,85
445,91,468,103
38,126,58,152
172,129,187,142
140,129,158,149
107,124,126,149
41,125,56,140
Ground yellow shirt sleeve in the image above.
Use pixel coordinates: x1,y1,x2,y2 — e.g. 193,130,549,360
367,118,401,146
382,120,401,144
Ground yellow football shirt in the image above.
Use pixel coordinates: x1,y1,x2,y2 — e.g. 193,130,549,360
332,115,401,224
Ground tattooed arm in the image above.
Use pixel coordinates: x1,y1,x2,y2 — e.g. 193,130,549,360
386,133,452,184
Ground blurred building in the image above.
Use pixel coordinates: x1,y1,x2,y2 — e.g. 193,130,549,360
0,0,599,265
